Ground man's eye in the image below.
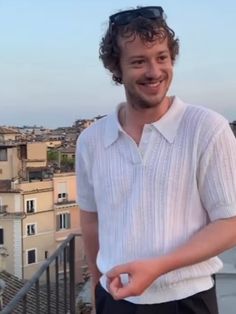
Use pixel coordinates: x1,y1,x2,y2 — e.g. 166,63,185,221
158,55,168,61
131,60,144,65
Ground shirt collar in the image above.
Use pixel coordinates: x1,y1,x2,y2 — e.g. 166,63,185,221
104,97,187,147
151,96,187,143
104,103,124,148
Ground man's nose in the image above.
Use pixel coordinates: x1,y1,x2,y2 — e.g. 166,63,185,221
145,61,161,79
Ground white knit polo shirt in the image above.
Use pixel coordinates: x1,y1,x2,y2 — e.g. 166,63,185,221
76,96,236,304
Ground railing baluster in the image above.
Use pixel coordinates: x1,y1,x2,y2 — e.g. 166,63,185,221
1,234,81,314
46,266,51,313
55,256,59,314
64,246,68,313
69,237,75,314
35,279,40,314
23,294,27,313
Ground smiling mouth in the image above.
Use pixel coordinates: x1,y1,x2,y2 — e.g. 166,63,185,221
138,79,164,93
140,79,163,87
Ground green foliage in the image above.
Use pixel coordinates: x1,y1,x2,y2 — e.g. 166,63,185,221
47,150,59,161
61,157,75,170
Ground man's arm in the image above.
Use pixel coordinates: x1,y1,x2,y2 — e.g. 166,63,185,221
107,216,236,300
80,210,101,286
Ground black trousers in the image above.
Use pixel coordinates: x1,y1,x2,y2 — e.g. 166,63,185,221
95,282,219,314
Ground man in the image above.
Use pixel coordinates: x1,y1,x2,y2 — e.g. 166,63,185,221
76,6,236,314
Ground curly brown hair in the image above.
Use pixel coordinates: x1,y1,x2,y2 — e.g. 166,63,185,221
99,13,179,84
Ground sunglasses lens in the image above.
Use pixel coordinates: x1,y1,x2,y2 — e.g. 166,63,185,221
113,12,137,25
142,8,162,18
110,7,163,26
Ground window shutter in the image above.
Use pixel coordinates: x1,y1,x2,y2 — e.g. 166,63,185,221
0,229,4,245
58,182,67,194
67,213,71,229
28,249,36,264
56,215,60,231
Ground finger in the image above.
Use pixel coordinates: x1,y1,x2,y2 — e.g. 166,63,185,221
107,276,122,296
111,282,134,300
105,276,113,291
106,264,130,278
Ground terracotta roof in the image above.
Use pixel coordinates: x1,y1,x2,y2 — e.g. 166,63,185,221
0,270,72,313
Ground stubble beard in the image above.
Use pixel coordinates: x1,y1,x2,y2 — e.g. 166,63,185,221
126,88,166,111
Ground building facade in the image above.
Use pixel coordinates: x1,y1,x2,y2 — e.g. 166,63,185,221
0,140,84,283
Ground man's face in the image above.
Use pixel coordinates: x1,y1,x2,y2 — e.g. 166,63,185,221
118,35,173,110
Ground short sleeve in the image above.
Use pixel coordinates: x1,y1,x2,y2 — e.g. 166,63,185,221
76,135,97,212
198,123,236,221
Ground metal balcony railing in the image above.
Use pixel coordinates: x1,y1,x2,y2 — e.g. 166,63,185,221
1,233,81,314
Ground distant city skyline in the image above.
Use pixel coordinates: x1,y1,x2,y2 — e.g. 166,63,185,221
0,0,235,128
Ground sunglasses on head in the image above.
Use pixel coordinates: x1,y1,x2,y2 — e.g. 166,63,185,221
109,6,164,26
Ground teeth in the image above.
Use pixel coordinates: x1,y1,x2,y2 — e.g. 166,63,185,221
146,81,161,87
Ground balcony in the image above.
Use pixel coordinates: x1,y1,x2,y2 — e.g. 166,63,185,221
55,199,77,207
55,193,77,207
1,234,235,314
0,233,89,314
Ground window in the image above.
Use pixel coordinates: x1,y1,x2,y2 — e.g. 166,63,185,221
0,149,7,161
56,213,71,230
0,229,4,245
59,244,69,265
26,199,36,213
57,192,67,203
57,182,67,203
27,224,36,236
27,249,36,264
19,144,27,159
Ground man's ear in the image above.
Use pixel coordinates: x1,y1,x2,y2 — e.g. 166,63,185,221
112,68,122,84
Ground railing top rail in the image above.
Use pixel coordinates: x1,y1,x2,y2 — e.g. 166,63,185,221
1,233,81,314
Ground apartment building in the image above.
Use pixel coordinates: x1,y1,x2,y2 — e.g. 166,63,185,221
0,140,84,283
0,127,20,143
53,172,84,282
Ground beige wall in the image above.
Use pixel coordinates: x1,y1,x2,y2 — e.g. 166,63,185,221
55,204,84,283
27,142,47,161
17,180,53,213
18,180,53,192
55,206,80,238
53,172,77,202
53,173,84,283
23,209,55,280
1,189,54,215
0,219,16,274
2,134,17,141
0,166,85,283
0,193,21,213
0,142,47,181
23,232,55,279
23,211,54,234
24,191,53,213
25,160,46,168
0,147,21,180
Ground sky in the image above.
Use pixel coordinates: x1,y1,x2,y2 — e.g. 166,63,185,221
0,0,235,128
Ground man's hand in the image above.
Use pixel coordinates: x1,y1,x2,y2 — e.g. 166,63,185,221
107,217,236,301
106,259,161,300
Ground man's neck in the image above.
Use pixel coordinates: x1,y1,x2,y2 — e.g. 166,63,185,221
119,96,172,145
